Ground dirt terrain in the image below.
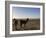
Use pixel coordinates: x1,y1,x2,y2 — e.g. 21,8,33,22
12,18,40,31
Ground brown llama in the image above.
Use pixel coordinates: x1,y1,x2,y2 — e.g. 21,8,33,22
20,18,29,28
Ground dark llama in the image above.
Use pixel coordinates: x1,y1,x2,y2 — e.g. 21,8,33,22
20,18,29,28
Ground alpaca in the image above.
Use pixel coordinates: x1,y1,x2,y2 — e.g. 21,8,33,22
20,18,29,28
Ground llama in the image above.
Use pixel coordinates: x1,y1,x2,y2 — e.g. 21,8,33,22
12,18,18,31
20,18,29,28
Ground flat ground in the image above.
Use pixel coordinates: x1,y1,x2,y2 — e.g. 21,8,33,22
12,19,40,31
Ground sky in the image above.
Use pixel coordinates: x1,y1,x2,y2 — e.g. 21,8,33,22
12,7,40,19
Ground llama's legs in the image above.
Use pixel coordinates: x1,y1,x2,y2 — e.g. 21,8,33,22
21,24,24,28
20,22,22,28
12,22,17,31
16,20,21,30
21,24,24,30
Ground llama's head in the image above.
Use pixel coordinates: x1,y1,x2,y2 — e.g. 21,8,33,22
13,18,17,23
13,18,15,21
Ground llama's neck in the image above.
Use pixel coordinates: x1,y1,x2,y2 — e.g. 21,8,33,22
26,20,28,23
